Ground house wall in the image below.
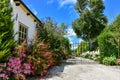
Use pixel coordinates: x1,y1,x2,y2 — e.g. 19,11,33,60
11,0,37,42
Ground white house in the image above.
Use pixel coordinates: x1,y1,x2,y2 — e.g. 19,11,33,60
11,0,42,43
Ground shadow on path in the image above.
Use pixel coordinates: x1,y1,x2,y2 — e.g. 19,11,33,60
43,58,99,79
29,57,100,80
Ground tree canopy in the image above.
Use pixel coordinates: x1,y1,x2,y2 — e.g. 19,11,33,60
72,0,108,41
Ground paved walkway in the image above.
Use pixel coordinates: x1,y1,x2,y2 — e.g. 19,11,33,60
30,57,120,80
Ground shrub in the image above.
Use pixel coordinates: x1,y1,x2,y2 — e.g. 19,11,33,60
102,56,117,65
93,55,101,61
98,14,120,62
0,38,63,79
98,31,119,62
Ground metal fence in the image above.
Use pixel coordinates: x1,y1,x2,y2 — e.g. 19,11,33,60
71,39,120,58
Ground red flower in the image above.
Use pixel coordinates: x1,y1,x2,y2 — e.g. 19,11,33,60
32,66,36,69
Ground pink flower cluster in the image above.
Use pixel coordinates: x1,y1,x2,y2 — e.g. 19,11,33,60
7,57,32,75
0,65,9,79
0,73,8,79
7,57,22,74
23,63,32,75
0,55,32,79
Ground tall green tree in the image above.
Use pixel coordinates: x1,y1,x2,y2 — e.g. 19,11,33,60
0,0,14,62
72,0,107,50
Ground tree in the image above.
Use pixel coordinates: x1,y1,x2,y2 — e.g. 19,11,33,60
72,0,107,51
38,17,71,54
0,0,14,62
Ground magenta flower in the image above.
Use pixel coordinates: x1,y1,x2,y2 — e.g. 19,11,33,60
0,73,8,79
7,57,22,74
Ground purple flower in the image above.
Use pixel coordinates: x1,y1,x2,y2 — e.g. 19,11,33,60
7,57,22,74
0,73,8,79
7,67,12,71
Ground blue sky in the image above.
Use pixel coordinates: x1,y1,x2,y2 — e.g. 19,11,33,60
23,0,120,49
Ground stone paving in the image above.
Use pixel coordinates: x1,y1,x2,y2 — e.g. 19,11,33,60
30,57,120,80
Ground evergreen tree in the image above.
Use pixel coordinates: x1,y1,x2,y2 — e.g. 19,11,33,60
72,0,108,51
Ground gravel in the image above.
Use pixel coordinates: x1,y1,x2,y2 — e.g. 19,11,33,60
30,57,120,80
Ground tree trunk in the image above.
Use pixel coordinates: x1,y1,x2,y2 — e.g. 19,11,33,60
89,38,92,51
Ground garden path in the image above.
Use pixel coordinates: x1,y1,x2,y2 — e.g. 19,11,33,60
30,57,120,80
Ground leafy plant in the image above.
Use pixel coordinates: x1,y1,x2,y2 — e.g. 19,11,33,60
98,14,120,62
102,56,117,65
0,32,14,62
0,0,14,62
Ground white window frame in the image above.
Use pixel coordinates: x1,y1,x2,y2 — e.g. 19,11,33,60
18,22,28,44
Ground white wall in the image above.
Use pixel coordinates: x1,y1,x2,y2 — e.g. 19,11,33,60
11,0,36,42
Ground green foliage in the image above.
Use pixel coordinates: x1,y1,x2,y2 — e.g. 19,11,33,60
82,53,92,59
38,17,71,55
62,37,71,54
0,0,14,41
93,55,101,61
102,56,117,65
81,52,100,61
98,32,119,61
0,32,14,62
0,0,14,62
98,14,120,61
73,0,107,50
75,41,89,56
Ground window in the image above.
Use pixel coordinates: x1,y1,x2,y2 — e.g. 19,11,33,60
18,23,28,44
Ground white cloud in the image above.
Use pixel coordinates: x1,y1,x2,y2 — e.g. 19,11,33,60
32,8,38,15
79,39,83,43
66,28,76,37
68,37,74,44
58,0,77,7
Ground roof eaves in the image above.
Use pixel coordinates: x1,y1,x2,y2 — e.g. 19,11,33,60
13,0,42,25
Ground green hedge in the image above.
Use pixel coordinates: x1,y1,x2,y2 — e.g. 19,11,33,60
98,32,118,59
98,14,120,62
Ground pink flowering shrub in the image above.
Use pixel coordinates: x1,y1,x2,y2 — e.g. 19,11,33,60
0,37,62,79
